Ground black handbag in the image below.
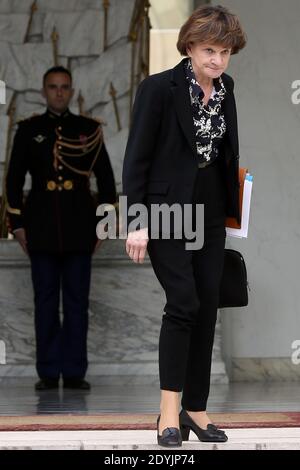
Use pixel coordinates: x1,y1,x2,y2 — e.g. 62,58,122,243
219,249,248,308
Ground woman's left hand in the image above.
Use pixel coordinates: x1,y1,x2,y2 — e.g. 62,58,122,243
126,228,149,263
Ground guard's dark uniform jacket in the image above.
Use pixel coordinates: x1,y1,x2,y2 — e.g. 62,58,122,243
6,109,117,253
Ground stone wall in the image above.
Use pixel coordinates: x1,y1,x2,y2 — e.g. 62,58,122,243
0,240,227,384
212,0,300,381
0,0,142,193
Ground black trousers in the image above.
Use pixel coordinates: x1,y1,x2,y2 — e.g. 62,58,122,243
30,252,92,380
147,159,226,411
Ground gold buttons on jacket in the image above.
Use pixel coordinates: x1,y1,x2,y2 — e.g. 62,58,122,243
47,181,57,191
63,180,73,190
46,180,74,191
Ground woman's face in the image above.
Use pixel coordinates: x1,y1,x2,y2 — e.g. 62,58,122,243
187,43,232,80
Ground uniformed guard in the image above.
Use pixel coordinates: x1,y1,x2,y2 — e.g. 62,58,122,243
6,66,117,390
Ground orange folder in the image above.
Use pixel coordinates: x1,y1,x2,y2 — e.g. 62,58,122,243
225,167,248,229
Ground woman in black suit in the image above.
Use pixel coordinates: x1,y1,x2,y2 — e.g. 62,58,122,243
122,5,246,447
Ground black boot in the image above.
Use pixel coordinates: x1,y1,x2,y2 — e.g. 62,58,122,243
35,378,59,390
63,378,91,390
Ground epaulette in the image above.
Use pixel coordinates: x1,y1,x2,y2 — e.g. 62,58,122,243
79,113,107,127
16,113,41,124
90,116,107,126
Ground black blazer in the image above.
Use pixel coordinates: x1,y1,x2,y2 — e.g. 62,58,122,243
122,58,240,231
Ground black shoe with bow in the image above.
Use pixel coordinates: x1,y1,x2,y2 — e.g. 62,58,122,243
157,415,182,447
179,409,228,442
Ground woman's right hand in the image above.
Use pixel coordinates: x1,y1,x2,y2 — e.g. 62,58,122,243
125,228,149,264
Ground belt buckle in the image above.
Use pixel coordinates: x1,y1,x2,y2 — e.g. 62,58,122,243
46,180,74,191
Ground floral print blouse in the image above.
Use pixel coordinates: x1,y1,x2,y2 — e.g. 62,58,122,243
185,58,227,165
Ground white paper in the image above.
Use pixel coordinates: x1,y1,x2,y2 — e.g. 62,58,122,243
226,174,253,239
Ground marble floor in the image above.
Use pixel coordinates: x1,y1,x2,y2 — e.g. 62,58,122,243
0,377,299,415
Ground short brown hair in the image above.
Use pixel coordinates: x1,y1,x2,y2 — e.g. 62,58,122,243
43,66,72,86
177,4,246,56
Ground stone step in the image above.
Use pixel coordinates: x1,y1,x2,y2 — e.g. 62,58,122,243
0,428,300,450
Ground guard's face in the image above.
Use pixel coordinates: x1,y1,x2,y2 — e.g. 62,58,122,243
187,43,231,80
42,72,74,114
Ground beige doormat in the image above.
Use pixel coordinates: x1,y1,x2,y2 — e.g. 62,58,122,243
0,412,300,431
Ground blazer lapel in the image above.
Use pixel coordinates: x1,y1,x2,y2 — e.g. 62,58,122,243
221,78,239,159
170,60,198,160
